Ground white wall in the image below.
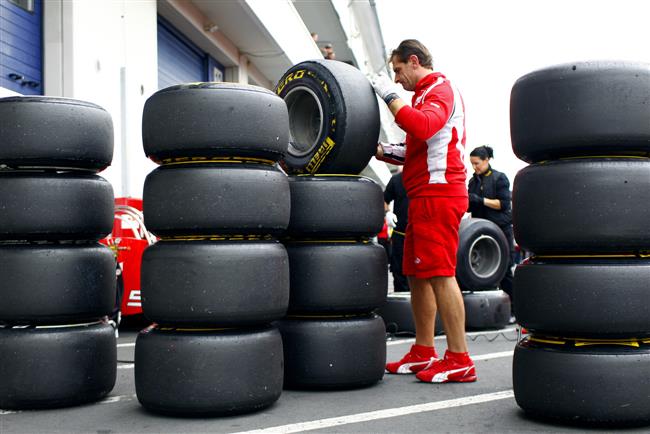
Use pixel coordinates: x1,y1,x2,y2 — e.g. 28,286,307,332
44,0,158,198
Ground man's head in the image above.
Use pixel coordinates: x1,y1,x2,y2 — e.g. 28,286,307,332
389,39,433,91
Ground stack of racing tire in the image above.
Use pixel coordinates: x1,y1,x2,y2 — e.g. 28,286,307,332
0,97,117,410
274,60,388,389
135,83,291,415
378,217,511,335
511,61,650,425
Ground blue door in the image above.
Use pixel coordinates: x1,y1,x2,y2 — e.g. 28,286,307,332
0,0,42,95
157,17,225,90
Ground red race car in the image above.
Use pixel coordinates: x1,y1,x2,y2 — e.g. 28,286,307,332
100,198,156,322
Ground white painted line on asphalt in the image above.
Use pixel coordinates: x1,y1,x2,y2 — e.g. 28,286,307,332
473,350,513,361
232,390,514,434
100,394,137,405
117,342,136,348
387,327,516,346
0,410,18,415
118,363,134,370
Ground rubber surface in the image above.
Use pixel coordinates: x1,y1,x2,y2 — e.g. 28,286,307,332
135,326,283,415
278,315,386,389
0,243,116,324
463,290,511,330
513,159,650,253
376,293,444,336
142,83,289,162
0,172,114,241
510,61,650,163
276,59,380,174
287,176,384,238
143,164,290,237
515,258,650,337
0,97,114,171
0,322,116,410
285,242,387,314
513,338,650,424
141,240,289,326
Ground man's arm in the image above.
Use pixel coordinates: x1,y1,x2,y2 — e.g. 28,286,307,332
394,84,454,141
376,142,406,165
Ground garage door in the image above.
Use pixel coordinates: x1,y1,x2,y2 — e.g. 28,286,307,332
157,17,224,90
0,0,43,95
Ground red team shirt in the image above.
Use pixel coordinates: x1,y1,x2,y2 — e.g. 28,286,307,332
379,72,467,199
379,72,468,277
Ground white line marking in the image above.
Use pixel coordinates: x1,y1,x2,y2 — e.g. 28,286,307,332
0,394,138,416
387,327,516,346
473,350,513,361
232,390,514,434
0,410,18,415
116,342,136,348
99,394,137,404
118,363,134,370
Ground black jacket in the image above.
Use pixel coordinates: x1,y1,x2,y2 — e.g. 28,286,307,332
468,166,512,230
384,172,409,233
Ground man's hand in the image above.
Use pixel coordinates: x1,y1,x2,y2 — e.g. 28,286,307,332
370,73,401,105
376,143,384,159
385,210,398,229
469,193,483,205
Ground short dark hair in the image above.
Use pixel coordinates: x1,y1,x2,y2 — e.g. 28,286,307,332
470,146,494,160
390,39,433,68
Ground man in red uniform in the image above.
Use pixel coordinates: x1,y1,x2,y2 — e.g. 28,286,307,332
371,39,476,383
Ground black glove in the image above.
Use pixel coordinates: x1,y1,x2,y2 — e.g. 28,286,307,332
469,193,483,205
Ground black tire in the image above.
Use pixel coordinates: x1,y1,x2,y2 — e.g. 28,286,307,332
142,83,289,162
135,326,283,415
0,244,116,324
513,338,650,424
0,172,114,241
0,322,116,410
376,293,445,336
287,176,383,238
463,290,510,330
278,315,385,390
143,164,290,237
515,258,650,337
510,61,650,163
285,242,387,314
456,218,509,290
141,241,289,326
513,159,650,253
275,59,380,174
0,97,113,171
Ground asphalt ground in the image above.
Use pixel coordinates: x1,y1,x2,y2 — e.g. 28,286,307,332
4,323,649,433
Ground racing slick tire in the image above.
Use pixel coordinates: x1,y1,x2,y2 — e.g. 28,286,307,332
510,61,650,163
275,59,380,174
286,176,384,238
463,290,511,330
513,159,650,254
0,322,116,409
0,243,116,325
455,218,509,291
376,293,445,336
515,258,650,338
0,97,113,171
0,172,114,241
284,242,387,314
141,240,289,326
513,338,650,424
135,326,283,415
143,164,290,237
142,83,289,163
277,315,386,390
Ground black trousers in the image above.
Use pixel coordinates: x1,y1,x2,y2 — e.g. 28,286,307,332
390,232,409,292
499,225,515,310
